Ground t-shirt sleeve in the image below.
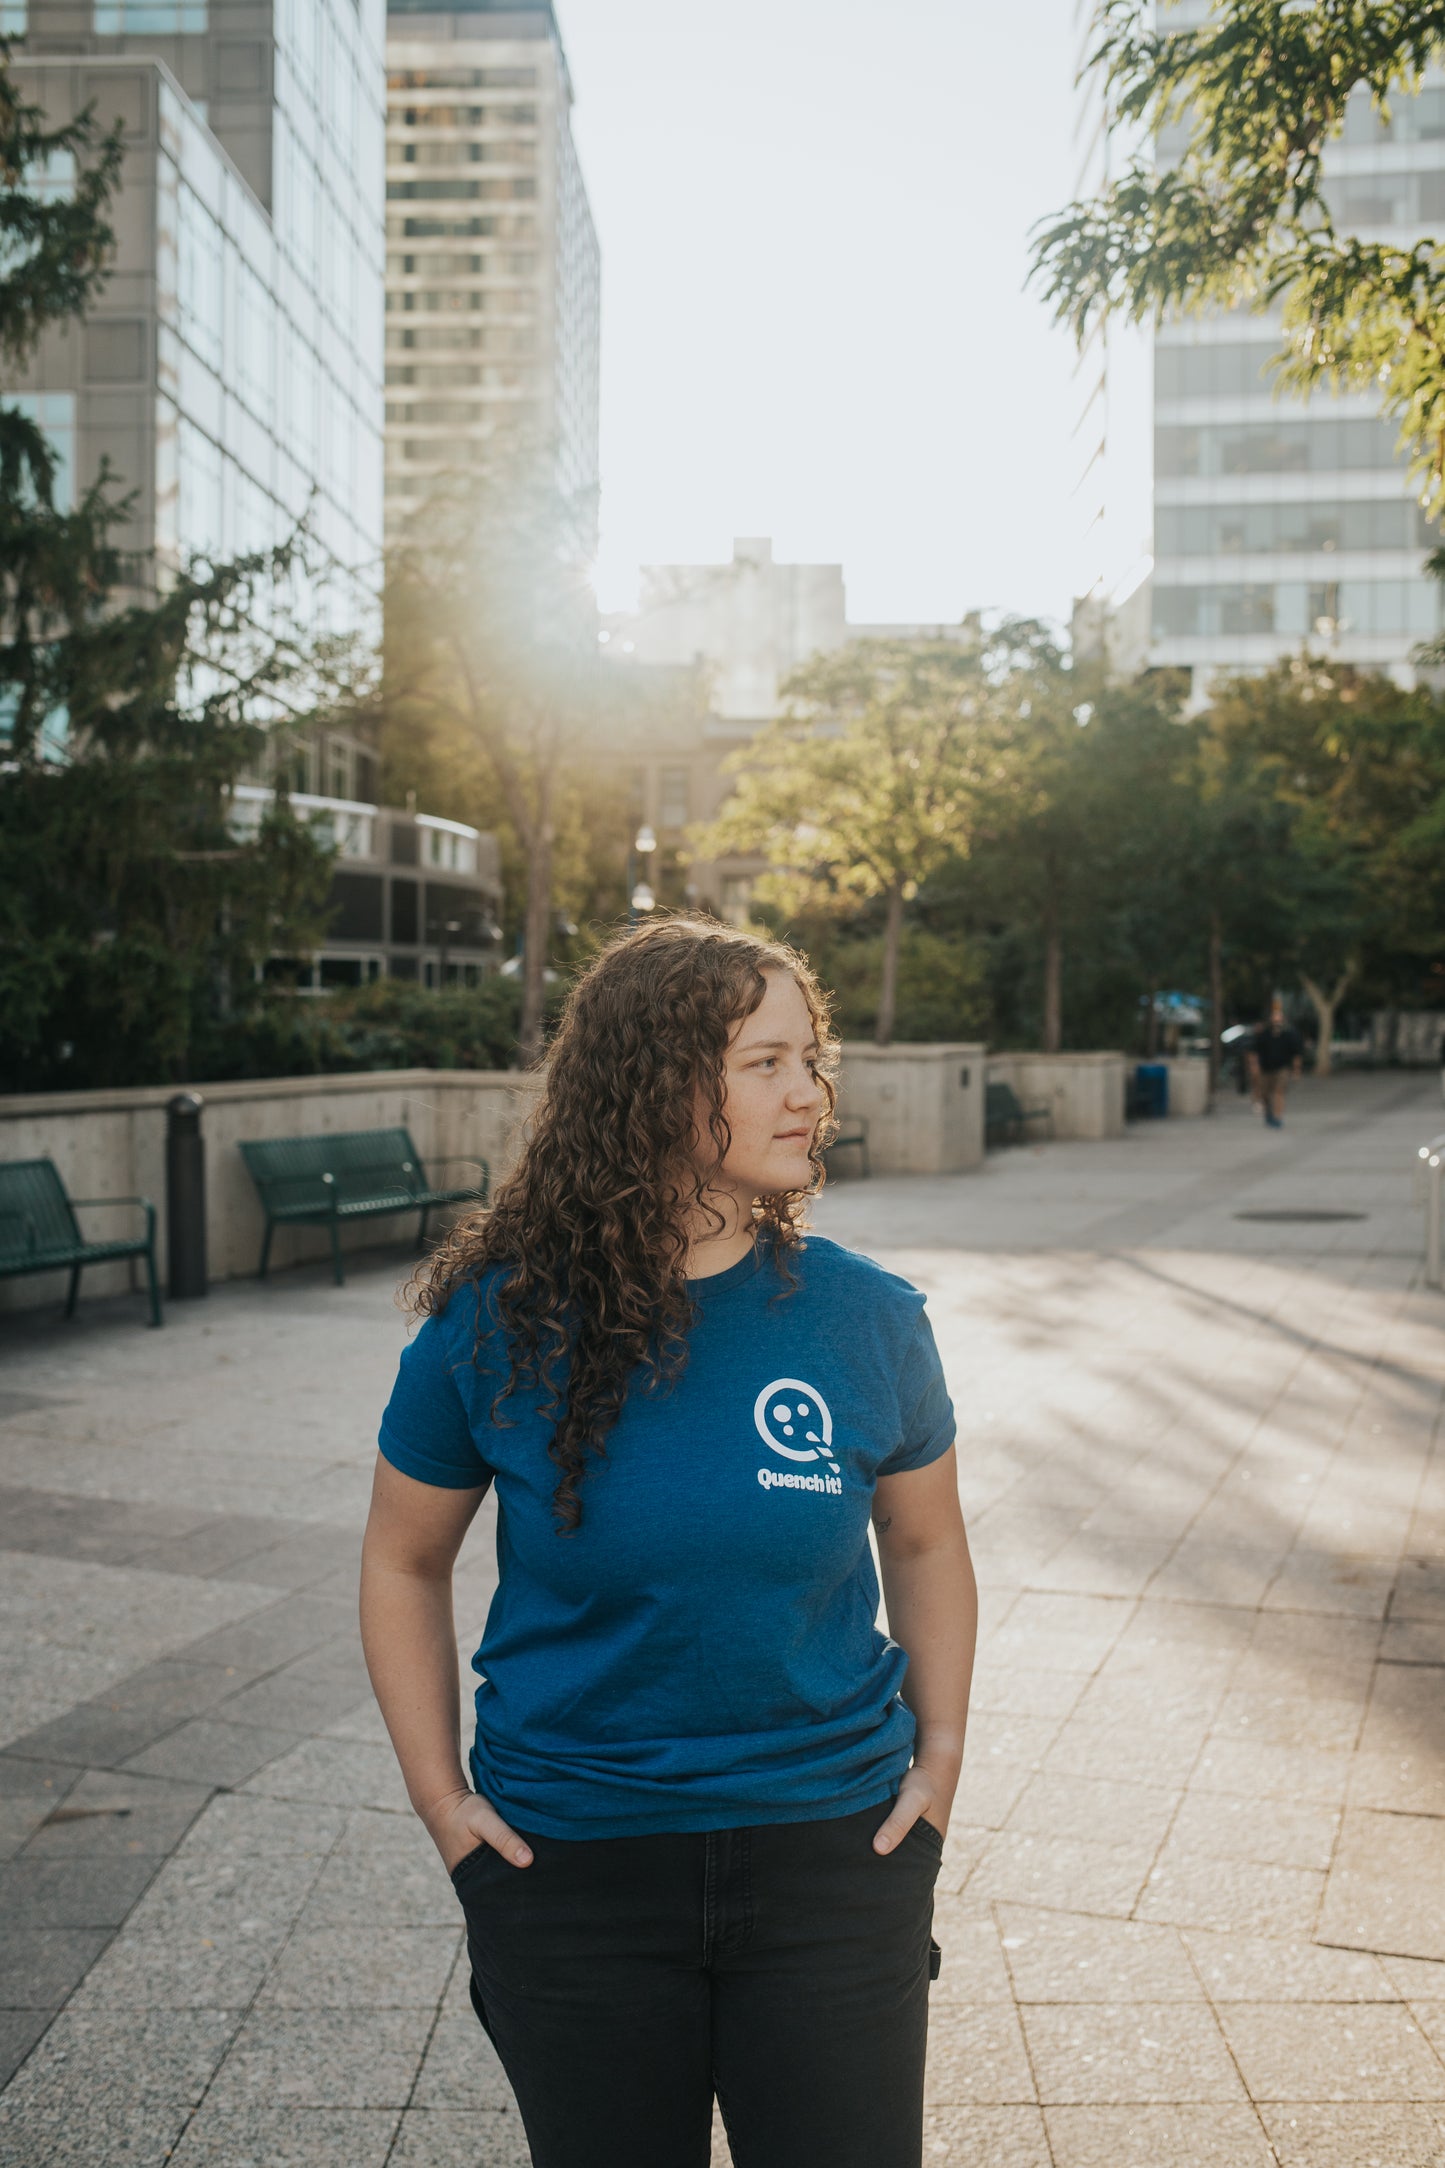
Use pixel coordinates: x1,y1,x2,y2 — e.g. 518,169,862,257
877,1307,955,1477
378,1311,494,1491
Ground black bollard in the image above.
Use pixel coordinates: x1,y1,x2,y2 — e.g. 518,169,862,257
166,1091,208,1300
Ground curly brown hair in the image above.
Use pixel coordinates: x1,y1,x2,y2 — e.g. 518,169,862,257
411,915,839,1532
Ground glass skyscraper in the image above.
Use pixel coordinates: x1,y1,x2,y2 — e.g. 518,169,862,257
383,0,600,547
9,0,386,635
1074,0,1445,698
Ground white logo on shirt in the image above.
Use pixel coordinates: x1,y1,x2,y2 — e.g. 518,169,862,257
754,1378,840,1473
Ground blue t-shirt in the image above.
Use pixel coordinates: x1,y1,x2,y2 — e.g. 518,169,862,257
377,1233,955,1840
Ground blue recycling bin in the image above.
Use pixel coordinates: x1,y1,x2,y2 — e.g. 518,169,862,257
1134,1062,1169,1118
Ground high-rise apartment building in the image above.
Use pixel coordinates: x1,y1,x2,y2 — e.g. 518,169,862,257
9,0,386,638
1074,0,1445,698
382,0,600,544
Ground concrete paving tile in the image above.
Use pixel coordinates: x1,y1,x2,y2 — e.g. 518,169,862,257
317,1697,391,1744
1261,2102,1445,2167
1020,2002,1248,2105
927,1907,1015,2004
19,1768,212,1858
1138,1851,1325,1937
0,2009,52,2089
297,1845,457,1930
174,1792,349,1857
2,2006,240,2108
1044,2103,1275,2167
996,1907,1200,2003
180,1593,359,1671
932,1822,992,1895
1383,1956,1445,2001
1349,1671,1445,1817
1164,1789,1339,1873
1317,1809,1445,1962
0,1851,162,1927
237,1736,412,1813
5,1703,187,1770
254,1926,461,2009
1262,1554,1399,1618
971,1830,1154,1918
0,1927,109,2007
207,2007,433,2109
388,2109,533,2168
951,1756,1035,1830
92,1658,247,1722
1412,2005,1445,2065
1382,1621,1445,1664
123,1515,295,1580
966,1711,1061,1766
122,1850,323,1937
1217,2002,1445,2102
1392,1561,1445,1619
120,1717,305,1788
1117,1601,1255,1653
167,2106,402,2166
1041,1716,1204,1791
922,2003,1038,2105
1005,1772,1180,1852
1210,1688,1366,1755
0,2096,189,2167
0,1752,80,1800
1185,1931,1396,2003
968,1667,1085,1721
1189,1738,1354,1805
207,1670,367,1734
1148,1543,1287,1609
920,2104,1051,2165
410,2009,518,2111
68,1925,284,2010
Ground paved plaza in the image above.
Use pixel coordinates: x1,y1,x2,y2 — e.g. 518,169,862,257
0,1068,1443,2168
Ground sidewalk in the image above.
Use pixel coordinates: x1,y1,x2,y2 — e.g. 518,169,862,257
0,1070,1442,2167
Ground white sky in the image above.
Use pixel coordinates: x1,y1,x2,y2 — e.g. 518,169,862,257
560,0,1083,629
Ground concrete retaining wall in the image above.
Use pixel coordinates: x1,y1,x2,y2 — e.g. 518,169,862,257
1164,1059,1210,1117
0,1069,540,1312
833,1043,986,1176
986,1052,1128,1141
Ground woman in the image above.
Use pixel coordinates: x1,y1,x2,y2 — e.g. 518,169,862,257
361,917,977,2168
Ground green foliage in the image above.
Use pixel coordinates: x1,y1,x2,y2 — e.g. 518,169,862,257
1032,0,1445,512
186,976,553,1085
781,917,991,1045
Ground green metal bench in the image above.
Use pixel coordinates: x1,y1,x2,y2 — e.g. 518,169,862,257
0,1159,161,1326
823,1116,871,1178
986,1081,1052,1149
237,1126,488,1286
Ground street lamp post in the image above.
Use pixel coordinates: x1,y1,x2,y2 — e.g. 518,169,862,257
628,823,657,926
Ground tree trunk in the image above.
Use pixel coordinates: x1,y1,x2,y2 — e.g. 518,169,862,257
1207,909,1224,1098
518,771,555,1068
1144,986,1159,1058
875,884,905,1048
1301,968,1351,1080
1041,912,1062,1055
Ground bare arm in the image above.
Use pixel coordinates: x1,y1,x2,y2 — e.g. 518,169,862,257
359,1454,533,1871
869,1444,977,1855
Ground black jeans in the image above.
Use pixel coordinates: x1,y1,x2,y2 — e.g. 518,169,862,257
450,1797,943,2168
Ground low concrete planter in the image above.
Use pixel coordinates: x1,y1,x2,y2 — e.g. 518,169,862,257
834,1043,986,1176
0,1068,540,1312
1164,1059,1210,1117
986,1052,1127,1141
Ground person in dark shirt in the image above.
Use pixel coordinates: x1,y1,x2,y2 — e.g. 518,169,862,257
1248,999,1304,1128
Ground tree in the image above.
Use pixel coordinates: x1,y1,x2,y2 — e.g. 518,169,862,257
1032,1,1445,512
383,463,611,1066
1,55,339,1088
1201,658,1445,1069
693,636,990,1046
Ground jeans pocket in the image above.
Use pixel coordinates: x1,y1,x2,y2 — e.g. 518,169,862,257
449,1840,492,1888
903,1814,945,1856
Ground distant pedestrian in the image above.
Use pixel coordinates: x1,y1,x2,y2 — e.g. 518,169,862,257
1247,998,1304,1129
360,916,978,2168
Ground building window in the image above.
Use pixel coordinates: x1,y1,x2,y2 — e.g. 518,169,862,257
7,392,75,510
1155,417,1400,478
94,2,207,27
659,767,690,828
1153,578,1443,640
1156,499,1438,558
